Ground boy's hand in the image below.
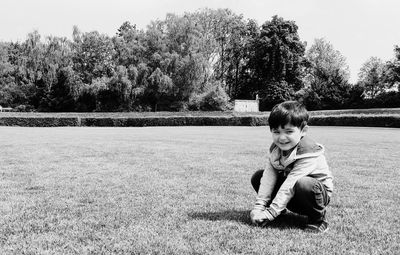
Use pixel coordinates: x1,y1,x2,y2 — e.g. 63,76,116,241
250,208,275,226
250,209,268,225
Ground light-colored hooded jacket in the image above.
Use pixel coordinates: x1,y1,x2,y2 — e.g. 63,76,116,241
255,136,333,217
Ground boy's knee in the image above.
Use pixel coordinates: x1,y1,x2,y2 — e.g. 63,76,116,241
294,176,316,194
251,169,264,192
294,176,329,207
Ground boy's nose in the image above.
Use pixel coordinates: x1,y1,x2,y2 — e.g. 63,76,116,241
278,135,287,142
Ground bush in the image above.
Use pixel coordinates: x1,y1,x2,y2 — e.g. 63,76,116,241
296,88,322,110
259,81,295,111
364,91,400,108
14,105,35,112
188,82,231,111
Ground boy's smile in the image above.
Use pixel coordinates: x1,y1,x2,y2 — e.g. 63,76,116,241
271,124,307,152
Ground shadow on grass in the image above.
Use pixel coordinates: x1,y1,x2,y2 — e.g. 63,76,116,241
188,210,307,230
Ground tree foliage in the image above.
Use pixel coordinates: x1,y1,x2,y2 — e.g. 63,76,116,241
242,16,307,109
358,57,389,99
0,9,397,112
302,38,352,109
386,46,400,90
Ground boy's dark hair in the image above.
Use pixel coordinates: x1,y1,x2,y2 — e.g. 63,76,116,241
268,101,309,130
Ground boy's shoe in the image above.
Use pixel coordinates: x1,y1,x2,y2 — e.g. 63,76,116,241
281,208,288,215
304,220,329,233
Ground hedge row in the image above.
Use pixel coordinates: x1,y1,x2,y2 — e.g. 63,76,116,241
310,108,400,116
0,116,268,127
82,116,269,126
0,117,80,127
309,115,400,128
0,115,399,127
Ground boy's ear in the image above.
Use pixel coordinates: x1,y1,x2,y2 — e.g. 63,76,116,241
301,125,309,136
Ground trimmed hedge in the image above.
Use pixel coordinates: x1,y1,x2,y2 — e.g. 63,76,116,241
0,116,269,127
80,116,268,127
309,115,400,128
0,114,399,127
310,108,400,116
0,117,80,127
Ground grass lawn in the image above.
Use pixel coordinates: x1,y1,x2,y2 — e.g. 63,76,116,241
0,126,399,254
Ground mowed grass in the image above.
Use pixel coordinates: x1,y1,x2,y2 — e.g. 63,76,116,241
0,126,399,254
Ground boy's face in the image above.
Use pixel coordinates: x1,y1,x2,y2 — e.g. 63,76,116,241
271,123,307,152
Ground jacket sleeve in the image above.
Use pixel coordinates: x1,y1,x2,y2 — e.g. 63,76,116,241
269,157,317,215
254,161,278,208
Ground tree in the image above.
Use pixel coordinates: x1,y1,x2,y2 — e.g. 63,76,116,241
0,32,75,110
44,66,77,111
0,42,19,107
386,45,400,90
20,31,46,109
235,19,260,99
221,13,249,98
259,16,306,88
113,21,147,67
303,38,351,109
38,36,76,111
358,57,389,99
143,13,214,109
71,27,116,110
174,8,251,99
161,13,207,103
260,80,294,110
145,68,174,111
244,16,306,110
72,26,115,85
199,9,248,95
95,65,133,111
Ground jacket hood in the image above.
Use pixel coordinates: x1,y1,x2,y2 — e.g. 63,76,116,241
295,136,324,158
269,136,325,166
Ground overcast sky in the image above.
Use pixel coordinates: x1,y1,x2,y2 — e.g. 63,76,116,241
1,0,399,83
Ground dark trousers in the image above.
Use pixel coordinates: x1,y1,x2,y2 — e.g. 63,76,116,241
251,169,330,223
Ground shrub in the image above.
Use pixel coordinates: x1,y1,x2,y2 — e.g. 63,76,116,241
14,105,35,112
188,82,231,111
364,91,400,108
259,81,295,111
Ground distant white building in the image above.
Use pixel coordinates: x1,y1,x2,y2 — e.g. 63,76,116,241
0,105,13,112
234,97,259,112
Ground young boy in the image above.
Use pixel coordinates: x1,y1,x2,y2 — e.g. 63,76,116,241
250,101,333,233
